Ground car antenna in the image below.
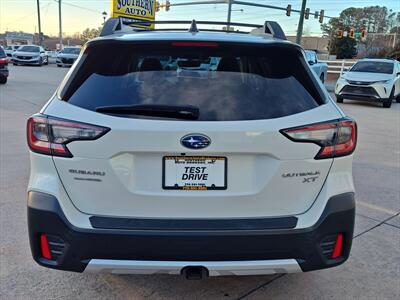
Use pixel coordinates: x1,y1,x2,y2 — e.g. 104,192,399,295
189,19,199,33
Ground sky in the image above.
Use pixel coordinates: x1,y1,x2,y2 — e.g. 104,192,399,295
1,0,399,37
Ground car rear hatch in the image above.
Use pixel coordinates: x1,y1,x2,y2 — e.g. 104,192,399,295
42,38,343,218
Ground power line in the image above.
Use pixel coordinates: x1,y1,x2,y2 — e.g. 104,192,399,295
60,0,103,14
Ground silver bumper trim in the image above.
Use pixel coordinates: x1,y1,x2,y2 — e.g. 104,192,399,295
84,259,302,276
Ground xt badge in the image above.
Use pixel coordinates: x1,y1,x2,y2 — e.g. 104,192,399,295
281,171,320,183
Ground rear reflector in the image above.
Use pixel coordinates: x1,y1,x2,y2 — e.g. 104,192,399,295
27,114,110,158
171,42,219,47
40,234,52,260
332,233,344,259
281,118,357,159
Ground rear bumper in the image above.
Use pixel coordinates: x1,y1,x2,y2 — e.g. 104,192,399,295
85,259,302,276
28,191,355,275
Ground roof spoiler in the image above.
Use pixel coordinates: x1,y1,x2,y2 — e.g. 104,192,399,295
100,18,286,40
263,21,287,40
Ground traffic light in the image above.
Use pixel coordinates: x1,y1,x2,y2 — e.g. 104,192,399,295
314,11,319,19
165,0,170,11
337,30,343,38
156,1,160,12
319,9,324,23
349,29,355,38
304,8,310,20
286,4,291,17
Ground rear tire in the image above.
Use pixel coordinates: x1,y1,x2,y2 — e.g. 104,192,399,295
396,94,400,103
383,88,394,108
336,96,343,103
0,77,7,84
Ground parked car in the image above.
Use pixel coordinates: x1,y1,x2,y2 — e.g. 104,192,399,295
335,58,400,108
305,50,328,83
27,19,357,279
0,46,9,84
12,45,48,66
4,45,21,57
56,47,81,67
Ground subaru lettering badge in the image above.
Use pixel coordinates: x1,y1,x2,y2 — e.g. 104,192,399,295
181,134,211,149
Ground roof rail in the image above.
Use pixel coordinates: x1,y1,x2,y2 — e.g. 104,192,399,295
100,18,286,40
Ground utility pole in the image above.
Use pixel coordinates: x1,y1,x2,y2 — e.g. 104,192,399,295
296,0,307,45
36,0,42,46
59,0,63,49
226,0,233,31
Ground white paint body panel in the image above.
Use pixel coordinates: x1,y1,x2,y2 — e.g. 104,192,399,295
40,98,345,218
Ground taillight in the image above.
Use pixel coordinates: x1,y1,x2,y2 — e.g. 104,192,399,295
281,118,357,159
27,114,110,158
0,58,8,64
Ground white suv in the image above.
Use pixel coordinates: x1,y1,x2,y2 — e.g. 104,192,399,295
27,19,357,279
335,58,400,108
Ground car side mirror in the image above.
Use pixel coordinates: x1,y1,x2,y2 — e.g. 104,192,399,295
308,60,315,66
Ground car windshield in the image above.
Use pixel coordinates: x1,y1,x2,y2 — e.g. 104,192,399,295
0,47,5,58
59,41,324,121
350,61,393,74
62,48,80,54
19,46,40,53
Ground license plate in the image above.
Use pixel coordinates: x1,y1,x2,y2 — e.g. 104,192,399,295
163,156,227,190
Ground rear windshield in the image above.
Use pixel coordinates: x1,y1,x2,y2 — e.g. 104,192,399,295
350,61,393,74
0,47,5,58
59,41,323,121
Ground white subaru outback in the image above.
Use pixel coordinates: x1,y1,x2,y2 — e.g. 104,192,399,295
27,19,357,279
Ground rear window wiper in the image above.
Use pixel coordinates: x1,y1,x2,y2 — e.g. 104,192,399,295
95,104,199,120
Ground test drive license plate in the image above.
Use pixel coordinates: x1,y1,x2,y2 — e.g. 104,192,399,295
163,156,227,190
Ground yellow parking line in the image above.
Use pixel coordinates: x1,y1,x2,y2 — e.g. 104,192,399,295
356,200,399,215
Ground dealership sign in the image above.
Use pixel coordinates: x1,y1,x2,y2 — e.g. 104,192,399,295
111,0,156,29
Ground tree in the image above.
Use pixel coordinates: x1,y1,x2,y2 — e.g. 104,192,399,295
80,27,101,43
332,37,357,59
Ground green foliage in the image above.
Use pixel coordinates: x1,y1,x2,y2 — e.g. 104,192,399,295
332,37,357,59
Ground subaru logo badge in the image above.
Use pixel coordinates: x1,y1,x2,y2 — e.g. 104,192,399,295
181,134,211,149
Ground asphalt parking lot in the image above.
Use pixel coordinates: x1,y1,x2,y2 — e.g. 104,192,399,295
0,65,399,299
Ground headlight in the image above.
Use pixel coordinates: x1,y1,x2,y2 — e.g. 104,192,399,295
373,80,391,84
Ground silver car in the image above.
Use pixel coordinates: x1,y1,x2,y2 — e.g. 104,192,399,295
12,45,48,66
56,47,80,67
